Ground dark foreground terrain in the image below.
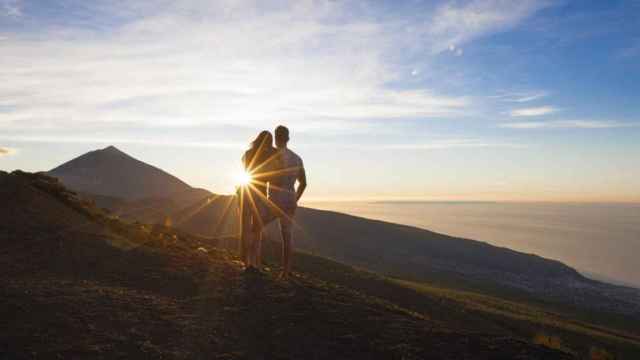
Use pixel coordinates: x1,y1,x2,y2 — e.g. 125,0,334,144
0,171,574,359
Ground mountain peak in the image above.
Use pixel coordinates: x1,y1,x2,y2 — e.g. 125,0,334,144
103,145,120,152
48,146,192,200
101,145,125,155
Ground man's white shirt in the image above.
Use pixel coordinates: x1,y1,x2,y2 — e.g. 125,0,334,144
269,148,304,212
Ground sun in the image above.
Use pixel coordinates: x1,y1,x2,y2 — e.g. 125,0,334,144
234,170,252,187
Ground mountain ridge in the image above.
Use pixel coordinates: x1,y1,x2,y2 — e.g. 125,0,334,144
48,145,198,200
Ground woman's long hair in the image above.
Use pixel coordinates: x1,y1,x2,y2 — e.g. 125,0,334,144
251,130,273,151
245,131,275,175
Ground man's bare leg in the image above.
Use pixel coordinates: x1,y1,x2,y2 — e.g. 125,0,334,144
239,194,252,266
281,229,292,279
279,214,294,279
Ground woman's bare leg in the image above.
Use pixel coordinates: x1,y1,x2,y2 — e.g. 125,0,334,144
241,227,250,266
245,230,255,268
255,230,263,268
281,230,292,279
239,191,252,266
247,226,263,269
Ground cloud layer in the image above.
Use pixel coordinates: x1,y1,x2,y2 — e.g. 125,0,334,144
0,0,552,140
1,0,21,17
509,106,558,117
491,90,548,103
427,0,552,53
500,120,637,129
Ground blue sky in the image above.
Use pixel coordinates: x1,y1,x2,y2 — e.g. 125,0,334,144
1,0,639,201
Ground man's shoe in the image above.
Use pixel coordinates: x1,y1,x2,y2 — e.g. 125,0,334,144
277,271,290,281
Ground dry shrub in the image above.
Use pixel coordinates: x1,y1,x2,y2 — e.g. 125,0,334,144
533,333,564,351
589,346,615,360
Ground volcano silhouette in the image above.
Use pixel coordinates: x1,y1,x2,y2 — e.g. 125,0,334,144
48,145,193,200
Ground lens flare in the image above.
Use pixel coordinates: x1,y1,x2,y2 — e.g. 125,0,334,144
235,170,252,186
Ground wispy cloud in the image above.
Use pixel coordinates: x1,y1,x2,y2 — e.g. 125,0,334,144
0,135,245,149
379,139,527,150
0,0,550,140
500,120,638,129
512,93,548,103
0,134,524,151
301,139,527,150
1,0,21,17
0,1,451,133
509,106,558,117
0,146,17,156
491,90,548,103
427,0,553,53
618,38,640,59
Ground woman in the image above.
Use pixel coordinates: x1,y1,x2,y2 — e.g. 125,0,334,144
239,130,278,270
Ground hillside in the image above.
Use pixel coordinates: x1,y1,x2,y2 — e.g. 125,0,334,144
290,208,640,320
163,198,640,323
267,246,640,359
87,188,215,225
0,171,574,359
51,147,639,329
48,145,207,200
170,193,238,236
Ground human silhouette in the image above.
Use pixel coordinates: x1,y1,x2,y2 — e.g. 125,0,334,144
266,125,307,280
239,130,278,270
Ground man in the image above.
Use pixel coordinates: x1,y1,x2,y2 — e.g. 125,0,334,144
268,125,307,280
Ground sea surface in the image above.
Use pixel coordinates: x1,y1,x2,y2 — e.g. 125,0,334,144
302,201,640,288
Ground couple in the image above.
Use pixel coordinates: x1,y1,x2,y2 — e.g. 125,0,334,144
238,125,307,280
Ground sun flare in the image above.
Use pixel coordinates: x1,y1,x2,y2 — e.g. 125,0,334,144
234,170,252,186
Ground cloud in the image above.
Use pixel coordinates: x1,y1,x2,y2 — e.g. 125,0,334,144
0,1,473,134
0,135,245,149
379,139,526,150
512,93,547,102
0,0,550,141
509,106,558,117
427,0,553,53
0,134,524,151
1,0,21,17
618,39,640,59
491,90,548,103
0,146,16,156
302,139,527,150
447,44,464,56
499,120,638,129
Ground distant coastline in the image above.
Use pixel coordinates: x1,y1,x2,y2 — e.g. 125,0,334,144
304,200,640,205
302,201,640,289
580,270,640,290
371,200,499,205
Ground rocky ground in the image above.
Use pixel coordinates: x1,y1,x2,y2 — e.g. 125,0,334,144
0,171,573,359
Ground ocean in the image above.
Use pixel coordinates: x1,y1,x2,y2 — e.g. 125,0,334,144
302,201,640,288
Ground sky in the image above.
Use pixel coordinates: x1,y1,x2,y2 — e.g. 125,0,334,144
1,0,639,202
